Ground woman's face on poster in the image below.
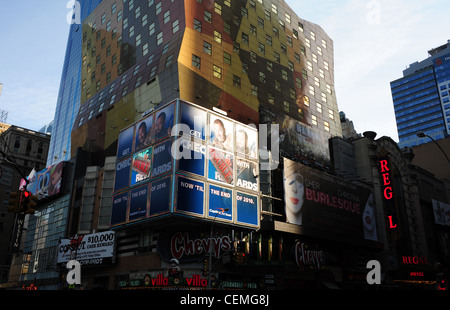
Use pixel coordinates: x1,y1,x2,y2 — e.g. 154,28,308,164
284,173,304,213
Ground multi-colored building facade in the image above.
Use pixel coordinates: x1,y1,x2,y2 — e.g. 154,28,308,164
71,0,342,166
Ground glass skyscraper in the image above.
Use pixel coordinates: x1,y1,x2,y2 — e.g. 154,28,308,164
46,0,103,166
391,40,450,148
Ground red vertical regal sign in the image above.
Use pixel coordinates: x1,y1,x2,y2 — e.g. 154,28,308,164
378,157,397,229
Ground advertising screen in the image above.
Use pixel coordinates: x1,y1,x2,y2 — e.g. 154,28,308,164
175,176,205,216
129,184,149,221
208,147,234,185
208,184,233,222
114,157,131,192
210,115,234,151
149,176,172,216
283,158,376,241
135,115,153,151
112,99,259,229
117,125,135,159
152,139,173,178
236,191,259,227
179,101,207,140
153,103,175,142
176,138,206,177
57,231,115,266
130,147,152,186
27,161,65,199
111,191,129,226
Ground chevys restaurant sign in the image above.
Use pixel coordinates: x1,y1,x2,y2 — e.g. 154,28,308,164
158,231,232,262
294,242,326,270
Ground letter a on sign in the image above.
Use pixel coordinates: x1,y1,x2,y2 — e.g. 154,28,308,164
66,260,81,285
366,260,381,285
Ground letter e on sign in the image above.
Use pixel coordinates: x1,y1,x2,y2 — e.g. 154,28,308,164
366,260,381,285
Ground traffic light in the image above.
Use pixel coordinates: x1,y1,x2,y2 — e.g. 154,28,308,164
7,191,20,213
22,191,37,214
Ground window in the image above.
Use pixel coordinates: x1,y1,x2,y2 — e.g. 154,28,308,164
328,109,334,120
312,115,317,126
136,33,141,46
149,22,155,35
304,96,310,106
164,10,170,23
309,85,315,96
213,65,222,79
285,13,291,24
271,3,277,14
251,85,258,96
266,61,273,72
233,75,241,88
165,54,174,67
258,42,265,54
204,10,212,23
224,22,231,34
172,19,179,33
214,30,222,43
250,24,257,36
203,41,212,54
283,101,290,112
224,52,231,65
266,34,272,46
259,71,266,83
157,32,163,45
310,31,316,41
282,70,288,81
268,93,274,104
194,19,201,32
274,52,280,63
192,54,200,68
258,17,264,28
242,32,249,45
156,2,161,14
324,61,329,70
214,3,222,14
317,102,322,113
324,121,330,132
242,63,248,74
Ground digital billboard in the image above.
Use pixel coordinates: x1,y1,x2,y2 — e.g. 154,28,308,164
283,157,376,241
26,161,65,200
111,99,259,229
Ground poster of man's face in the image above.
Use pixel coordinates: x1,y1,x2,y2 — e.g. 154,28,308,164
153,103,174,141
210,116,234,151
135,115,152,151
235,124,257,159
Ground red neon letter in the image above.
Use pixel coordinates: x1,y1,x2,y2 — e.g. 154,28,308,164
379,160,389,172
388,215,397,228
382,173,390,185
383,187,393,199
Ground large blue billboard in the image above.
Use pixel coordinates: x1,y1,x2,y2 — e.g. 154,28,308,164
112,99,260,229
175,176,205,216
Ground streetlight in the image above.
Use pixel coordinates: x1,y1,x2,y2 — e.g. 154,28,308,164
208,207,229,289
416,132,450,164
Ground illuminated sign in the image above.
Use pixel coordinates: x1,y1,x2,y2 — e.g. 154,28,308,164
283,158,375,241
111,99,259,229
378,157,397,229
401,256,428,265
294,242,326,270
57,231,116,266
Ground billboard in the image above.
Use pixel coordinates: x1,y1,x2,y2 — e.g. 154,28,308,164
25,161,65,200
57,231,115,266
432,199,450,227
283,157,376,241
111,99,259,229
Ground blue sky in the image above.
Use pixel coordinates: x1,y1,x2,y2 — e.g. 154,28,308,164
1,1,450,142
